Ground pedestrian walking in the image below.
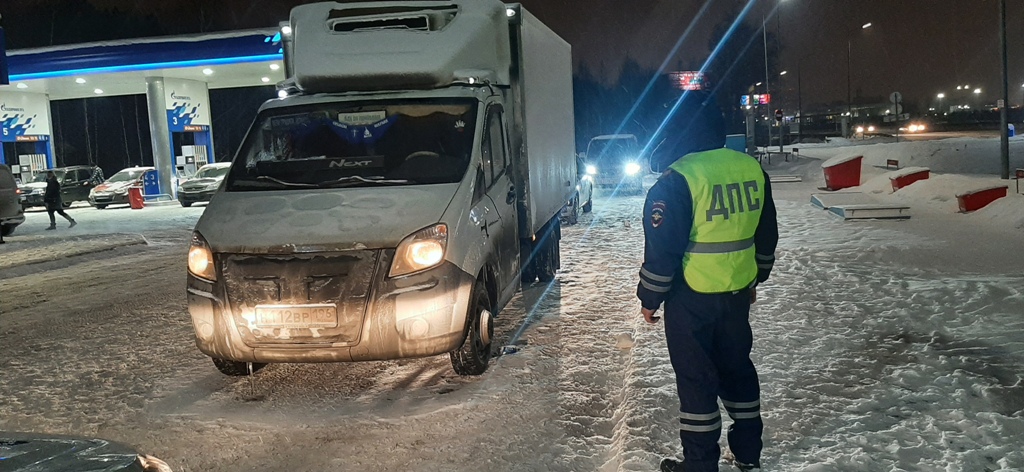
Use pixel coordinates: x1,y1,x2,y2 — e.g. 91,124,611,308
43,171,76,230
636,92,778,472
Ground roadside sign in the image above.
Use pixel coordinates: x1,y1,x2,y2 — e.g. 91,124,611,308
889,92,903,104
774,109,783,121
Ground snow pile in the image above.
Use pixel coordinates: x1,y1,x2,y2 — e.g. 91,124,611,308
803,136,1024,175
0,233,148,270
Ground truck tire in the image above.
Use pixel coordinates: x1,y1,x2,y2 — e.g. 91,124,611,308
211,357,267,376
1,224,16,237
537,222,560,283
450,282,493,376
564,196,579,225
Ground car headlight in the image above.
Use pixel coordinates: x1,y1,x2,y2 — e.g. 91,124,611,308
856,126,865,133
115,187,129,195
89,188,96,196
868,126,876,132
187,231,217,282
586,165,597,175
625,163,642,175
389,224,447,278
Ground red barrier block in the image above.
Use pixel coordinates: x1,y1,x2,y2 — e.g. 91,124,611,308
822,155,863,191
956,186,1007,212
890,167,930,192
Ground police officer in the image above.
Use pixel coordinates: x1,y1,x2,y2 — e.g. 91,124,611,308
637,92,778,472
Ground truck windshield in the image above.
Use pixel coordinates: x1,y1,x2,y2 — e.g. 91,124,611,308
227,100,478,191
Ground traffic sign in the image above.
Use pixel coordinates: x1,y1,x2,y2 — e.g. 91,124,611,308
889,92,903,104
774,109,783,121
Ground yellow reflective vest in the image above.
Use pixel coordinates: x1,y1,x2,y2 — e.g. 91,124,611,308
668,148,766,293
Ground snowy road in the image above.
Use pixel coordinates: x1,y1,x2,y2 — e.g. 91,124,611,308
2,159,1023,471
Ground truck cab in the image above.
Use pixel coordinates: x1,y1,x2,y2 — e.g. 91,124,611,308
186,0,575,376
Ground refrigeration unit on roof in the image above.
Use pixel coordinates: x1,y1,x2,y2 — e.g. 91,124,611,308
287,0,512,93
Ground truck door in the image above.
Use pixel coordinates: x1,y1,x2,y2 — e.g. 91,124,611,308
481,105,519,305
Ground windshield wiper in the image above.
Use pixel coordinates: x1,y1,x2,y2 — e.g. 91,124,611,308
254,176,317,188
318,176,414,188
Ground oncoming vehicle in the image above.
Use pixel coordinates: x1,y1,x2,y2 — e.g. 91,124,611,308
89,167,154,209
177,162,231,207
18,165,104,210
186,0,576,377
584,134,646,194
1,165,25,237
561,155,594,225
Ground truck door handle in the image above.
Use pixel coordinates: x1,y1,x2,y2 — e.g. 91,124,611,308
506,186,516,205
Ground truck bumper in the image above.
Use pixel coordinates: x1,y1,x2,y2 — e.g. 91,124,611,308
187,253,474,364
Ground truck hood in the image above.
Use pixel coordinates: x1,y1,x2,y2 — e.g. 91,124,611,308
196,184,459,254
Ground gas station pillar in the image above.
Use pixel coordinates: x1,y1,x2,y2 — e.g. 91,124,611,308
145,76,214,198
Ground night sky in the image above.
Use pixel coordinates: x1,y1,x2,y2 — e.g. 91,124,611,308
4,0,1023,109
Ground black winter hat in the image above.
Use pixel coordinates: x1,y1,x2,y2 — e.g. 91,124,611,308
649,91,726,171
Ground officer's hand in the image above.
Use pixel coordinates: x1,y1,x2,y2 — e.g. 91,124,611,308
750,287,757,304
641,307,661,324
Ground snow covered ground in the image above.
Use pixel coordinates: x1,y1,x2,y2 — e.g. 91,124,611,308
1,136,1023,471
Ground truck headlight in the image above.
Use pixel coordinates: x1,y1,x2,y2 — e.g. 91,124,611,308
390,224,447,278
586,165,597,175
625,163,642,175
188,231,217,282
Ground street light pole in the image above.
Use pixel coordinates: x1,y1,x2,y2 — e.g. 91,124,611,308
846,39,852,134
763,12,771,151
998,0,1009,179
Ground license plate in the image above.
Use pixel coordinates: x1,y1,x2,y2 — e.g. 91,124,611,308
255,304,338,328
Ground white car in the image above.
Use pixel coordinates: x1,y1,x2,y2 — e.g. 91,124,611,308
177,162,231,207
561,156,594,225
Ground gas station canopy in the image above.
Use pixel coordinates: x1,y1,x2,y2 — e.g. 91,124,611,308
6,29,286,99
1,28,288,196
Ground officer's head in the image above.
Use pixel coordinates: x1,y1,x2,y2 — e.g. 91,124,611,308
649,91,726,172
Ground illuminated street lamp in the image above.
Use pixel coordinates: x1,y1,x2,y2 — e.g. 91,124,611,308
937,93,945,115
780,70,788,76
974,88,982,94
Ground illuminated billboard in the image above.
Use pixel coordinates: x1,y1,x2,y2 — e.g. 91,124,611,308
669,71,706,91
740,94,771,106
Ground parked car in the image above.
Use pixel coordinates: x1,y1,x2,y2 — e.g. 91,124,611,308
561,156,594,225
89,166,154,209
177,162,230,207
18,165,104,210
1,164,26,237
583,134,646,194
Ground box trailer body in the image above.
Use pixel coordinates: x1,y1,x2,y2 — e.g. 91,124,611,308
186,0,575,376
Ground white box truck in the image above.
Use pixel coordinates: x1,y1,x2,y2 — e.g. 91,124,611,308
186,1,575,376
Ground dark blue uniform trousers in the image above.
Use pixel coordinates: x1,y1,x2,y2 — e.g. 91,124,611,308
663,284,763,471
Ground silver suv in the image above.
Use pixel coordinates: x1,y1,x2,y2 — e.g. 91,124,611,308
1,165,26,237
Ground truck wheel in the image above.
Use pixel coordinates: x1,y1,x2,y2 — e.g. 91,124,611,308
564,196,579,225
537,225,560,283
450,282,493,376
520,241,537,284
0,224,16,237
582,196,593,213
211,357,267,376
